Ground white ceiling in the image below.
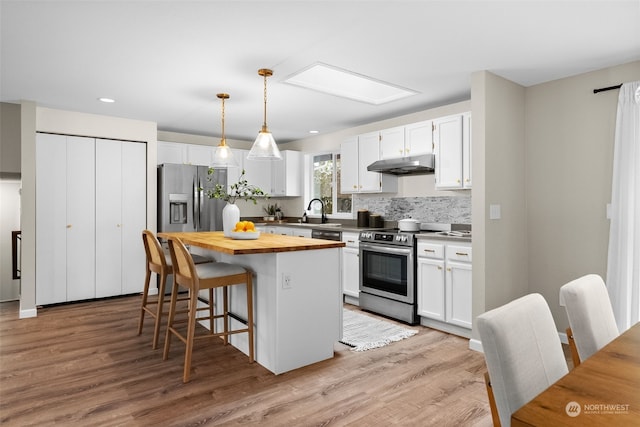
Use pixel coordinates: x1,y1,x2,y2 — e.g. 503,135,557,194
2,1,639,144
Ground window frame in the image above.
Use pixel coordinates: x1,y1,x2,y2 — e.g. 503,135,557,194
305,151,352,220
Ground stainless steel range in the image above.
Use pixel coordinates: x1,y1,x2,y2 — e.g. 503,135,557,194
359,229,419,324
358,224,455,324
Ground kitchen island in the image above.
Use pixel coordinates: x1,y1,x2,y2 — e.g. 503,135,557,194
157,231,345,375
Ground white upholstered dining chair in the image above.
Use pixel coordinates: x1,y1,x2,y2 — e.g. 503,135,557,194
477,293,568,427
559,274,619,366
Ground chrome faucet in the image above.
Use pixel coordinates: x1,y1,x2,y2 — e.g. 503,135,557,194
306,198,327,223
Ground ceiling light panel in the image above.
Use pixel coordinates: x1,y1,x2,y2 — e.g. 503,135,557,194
284,63,417,105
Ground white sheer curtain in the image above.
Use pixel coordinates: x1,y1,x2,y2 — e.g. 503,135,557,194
606,81,640,333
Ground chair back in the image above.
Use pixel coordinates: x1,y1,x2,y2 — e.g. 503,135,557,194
167,236,198,291
478,293,568,427
142,230,168,273
560,274,619,362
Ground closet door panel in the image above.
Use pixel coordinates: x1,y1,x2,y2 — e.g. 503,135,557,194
65,136,96,301
95,139,123,297
35,134,68,305
121,141,147,294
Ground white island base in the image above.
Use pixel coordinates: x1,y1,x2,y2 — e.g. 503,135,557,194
193,246,342,375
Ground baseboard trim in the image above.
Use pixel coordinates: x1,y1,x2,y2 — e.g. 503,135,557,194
19,307,37,318
469,338,483,353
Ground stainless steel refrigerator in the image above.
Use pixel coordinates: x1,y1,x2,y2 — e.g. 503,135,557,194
158,163,227,233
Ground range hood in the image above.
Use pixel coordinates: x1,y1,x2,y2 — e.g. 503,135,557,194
367,154,435,175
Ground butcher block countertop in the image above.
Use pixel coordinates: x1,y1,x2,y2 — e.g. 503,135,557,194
157,231,345,255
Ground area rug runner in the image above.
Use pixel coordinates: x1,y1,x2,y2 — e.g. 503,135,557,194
341,309,419,351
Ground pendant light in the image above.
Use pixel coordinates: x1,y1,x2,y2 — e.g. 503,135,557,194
247,68,282,160
211,93,239,167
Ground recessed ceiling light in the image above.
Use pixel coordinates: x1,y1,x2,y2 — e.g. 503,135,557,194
309,130,319,134
284,63,417,105
98,97,115,103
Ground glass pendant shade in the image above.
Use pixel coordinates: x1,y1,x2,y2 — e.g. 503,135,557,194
212,139,238,167
211,93,239,167
248,68,282,160
248,127,281,160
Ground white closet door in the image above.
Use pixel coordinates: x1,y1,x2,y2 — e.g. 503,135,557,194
121,141,147,294
35,134,68,305
66,136,96,301
95,139,123,298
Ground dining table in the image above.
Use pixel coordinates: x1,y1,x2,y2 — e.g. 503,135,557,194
511,322,640,426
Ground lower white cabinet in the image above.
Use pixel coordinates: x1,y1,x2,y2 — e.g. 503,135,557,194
417,239,472,331
36,133,147,305
341,232,360,300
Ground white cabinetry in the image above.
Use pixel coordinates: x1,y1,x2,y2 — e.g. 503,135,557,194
417,239,472,334
341,232,360,302
272,150,302,196
96,139,147,297
404,120,433,157
35,133,147,305
433,113,472,190
379,126,406,159
157,140,186,164
340,134,397,194
271,226,312,238
379,122,433,159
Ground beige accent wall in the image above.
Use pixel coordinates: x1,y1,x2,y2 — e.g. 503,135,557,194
470,71,528,341
19,105,157,317
525,60,640,332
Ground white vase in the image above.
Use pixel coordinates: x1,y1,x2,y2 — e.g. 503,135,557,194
222,202,240,237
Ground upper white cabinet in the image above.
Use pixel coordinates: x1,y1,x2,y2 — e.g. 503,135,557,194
271,150,302,197
379,126,406,159
157,140,186,165
404,120,433,157
341,134,398,194
234,148,302,197
379,122,433,159
36,133,147,305
157,141,214,166
462,112,472,189
433,113,472,190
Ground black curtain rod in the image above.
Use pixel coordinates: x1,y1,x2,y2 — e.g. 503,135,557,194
593,84,622,94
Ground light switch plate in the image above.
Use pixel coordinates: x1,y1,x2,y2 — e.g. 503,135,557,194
490,204,501,220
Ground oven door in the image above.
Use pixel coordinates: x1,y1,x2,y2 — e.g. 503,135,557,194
359,242,414,304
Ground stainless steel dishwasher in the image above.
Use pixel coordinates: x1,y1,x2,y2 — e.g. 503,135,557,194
311,229,342,241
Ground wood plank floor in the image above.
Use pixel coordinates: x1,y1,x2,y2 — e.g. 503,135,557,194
0,295,494,426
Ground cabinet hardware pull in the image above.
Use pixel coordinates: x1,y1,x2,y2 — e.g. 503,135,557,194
438,266,443,270
447,267,452,272
455,252,468,256
66,224,72,228
424,249,435,252
347,240,355,243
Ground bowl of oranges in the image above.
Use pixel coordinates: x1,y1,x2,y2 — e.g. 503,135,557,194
229,221,260,240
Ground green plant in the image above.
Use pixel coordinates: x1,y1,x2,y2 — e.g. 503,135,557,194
205,168,268,204
263,203,280,216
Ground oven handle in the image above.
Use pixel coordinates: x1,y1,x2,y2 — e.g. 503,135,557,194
359,241,413,256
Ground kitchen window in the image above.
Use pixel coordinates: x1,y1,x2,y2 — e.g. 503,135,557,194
308,152,352,218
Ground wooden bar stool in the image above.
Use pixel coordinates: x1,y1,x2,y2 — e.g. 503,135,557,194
163,236,254,383
138,230,210,349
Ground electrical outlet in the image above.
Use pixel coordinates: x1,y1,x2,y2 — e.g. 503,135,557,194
283,274,292,289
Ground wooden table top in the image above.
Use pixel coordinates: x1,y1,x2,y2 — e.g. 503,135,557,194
511,322,640,426
157,231,345,255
